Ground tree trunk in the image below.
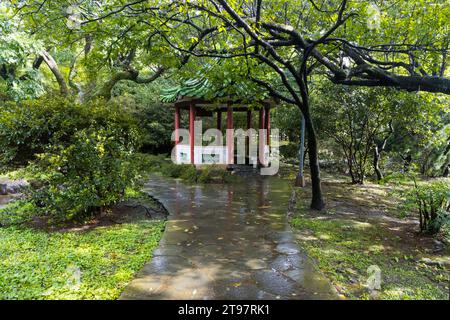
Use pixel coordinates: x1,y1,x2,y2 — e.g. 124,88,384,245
443,165,449,177
304,111,325,210
402,154,412,173
348,158,357,183
373,146,383,181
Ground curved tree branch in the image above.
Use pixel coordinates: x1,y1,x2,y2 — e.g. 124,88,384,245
40,50,69,96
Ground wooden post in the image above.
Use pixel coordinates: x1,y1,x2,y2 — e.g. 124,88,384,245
174,106,180,144
189,103,195,164
226,103,234,165
265,107,271,146
217,111,222,131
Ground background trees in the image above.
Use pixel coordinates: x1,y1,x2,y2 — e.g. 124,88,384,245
0,6,45,100
312,85,448,183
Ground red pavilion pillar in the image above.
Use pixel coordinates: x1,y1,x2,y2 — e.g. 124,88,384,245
217,111,222,131
174,106,181,163
174,106,180,144
259,107,266,166
246,110,252,164
226,103,234,165
189,103,195,164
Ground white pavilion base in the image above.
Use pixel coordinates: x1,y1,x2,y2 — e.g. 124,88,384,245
173,144,269,165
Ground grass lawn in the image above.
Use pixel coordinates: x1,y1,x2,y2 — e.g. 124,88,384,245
0,220,164,299
285,168,449,300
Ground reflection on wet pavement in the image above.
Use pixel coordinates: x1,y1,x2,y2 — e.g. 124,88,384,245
120,175,337,300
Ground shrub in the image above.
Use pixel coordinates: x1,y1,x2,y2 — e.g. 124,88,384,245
197,166,214,183
401,178,450,234
180,165,198,182
379,172,411,186
0,200,35,226
161,162,185,178
279,142,299,160
0,96,142,221
197,165,227,183
29,128,139,220
0,96,139,170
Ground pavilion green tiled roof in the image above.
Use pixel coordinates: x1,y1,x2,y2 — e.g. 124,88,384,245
160,74,264,104
160,77,213,103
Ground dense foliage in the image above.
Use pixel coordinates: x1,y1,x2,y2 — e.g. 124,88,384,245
111,80,180,154
0,97,141,221
312,85,449,183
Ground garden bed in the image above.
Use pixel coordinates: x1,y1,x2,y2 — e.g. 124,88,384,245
0,197,166,299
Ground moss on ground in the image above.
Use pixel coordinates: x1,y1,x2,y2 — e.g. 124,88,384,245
291,216,449,300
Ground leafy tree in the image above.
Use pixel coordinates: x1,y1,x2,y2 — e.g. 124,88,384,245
111,79,182,153
0,3,73,99
313,85,448,183
0,5,44,100
384,93,449,177
313,86,393,184
9,1,204,101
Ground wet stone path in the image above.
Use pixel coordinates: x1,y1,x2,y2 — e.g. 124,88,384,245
120,175,336,300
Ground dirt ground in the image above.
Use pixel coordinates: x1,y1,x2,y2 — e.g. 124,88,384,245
25,196,168,233
284,166,448,254
281,166,449,299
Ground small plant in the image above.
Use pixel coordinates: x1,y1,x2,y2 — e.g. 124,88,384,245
401,178,450,234
197,166,214,183
180,165,198,182
379,172,410,186
0,200,35,226
161,163,186,178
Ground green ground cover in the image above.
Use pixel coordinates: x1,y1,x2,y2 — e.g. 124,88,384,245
0,220,164,299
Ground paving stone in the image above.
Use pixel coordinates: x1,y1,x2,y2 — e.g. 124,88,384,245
275,242,301,255
120,175,337,300
253,269,298,296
